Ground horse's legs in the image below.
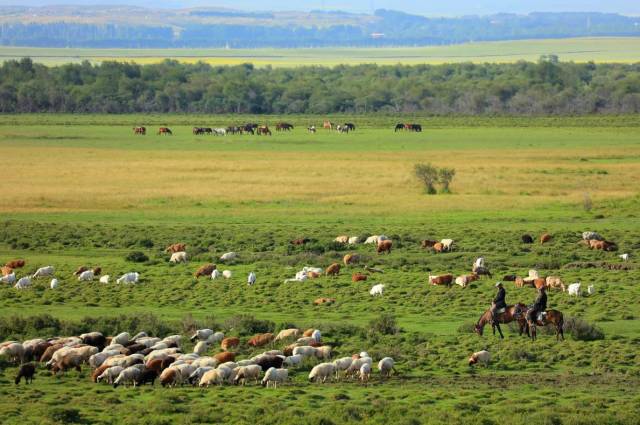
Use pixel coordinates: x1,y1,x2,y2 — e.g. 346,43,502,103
496,323,504,339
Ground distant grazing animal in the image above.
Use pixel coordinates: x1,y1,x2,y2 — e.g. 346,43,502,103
256,125,272,136
440,239,454,252
99,275,110,284
214,352,236,364
335,235,349,244
234,365,262,385
468,350,491,367
326,263,341,277
262,367,288,388
521,234,534,244
502,275,517,281
344,123,356,131
248,333,274,347
378,357,395,378
290,238,310,245
589,239,617,251
360,363,371,383
352,273,367,282
195,264,216,278
274,329,300,342
157,127,172,135
540,233,552,244
455,273,479,288
0,342,25,364
533,278,546,289
336,125,349,133
276,122,294,131
567,282,581,297
433,242,445,253
421,239,437,248
32,266,54,278
307,125,316,133
582,231,603,241
309,363,336,383
323,121,333,130
15,276,32,289
15,363,36,385
221,337,240,351
169,251,188,263
394,123,405,132
1,272,16,285
247,272,256,286
472,266,492,278
116,272,139,284
1,266,13,276
545,276,566,291
313,297,335,306
343,254,360,266
369,283,385,296
5,259,25,269
133,126,146,135
429,274,453,287
222,270,232,279
165,243,186,253
348,236,359,244
78,270,94,282
255,355,284,372
377,240,392,254
220,252,237,261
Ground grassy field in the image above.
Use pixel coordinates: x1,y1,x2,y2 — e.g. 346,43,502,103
2,37,640,67
0,114,639,424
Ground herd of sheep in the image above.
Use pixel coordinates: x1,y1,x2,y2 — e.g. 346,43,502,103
2,327,398,389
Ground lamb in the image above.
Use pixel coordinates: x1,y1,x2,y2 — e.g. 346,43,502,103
116,272,139,284
370,283,385,296
14,363,36,385
468,350,491,367
261,367,288,388
309,362,336,383
567,282,582,297
220,252,237,261
97,366,124,384
274,329,300,342
99,275,110,284
14,276,32,289
32,265,54,278
169,251,188,263
1,272,16,284
378,357,396,378
78,270,94,282
113,366,142,388
234,364,262,385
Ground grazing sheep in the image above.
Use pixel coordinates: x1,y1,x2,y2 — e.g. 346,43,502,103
169,251,188,263
14,363,36,384
313,297,335,306
195,264,216,278
440,239,454,251
248,333,274,347
568,282,582,297
352,273,367,282
468,350,491,367
521,234,534,244
314,345,332,360
247,272,256,286
222,270,232,279
234,364,262,385
190,329,214,342
14,276,32,289
364,235,379,244
262,367,288,388
221,337,239,351
199,369,225,387
429,274,453,286
370,284,385,296
206,332,225,344
309,363,336,383
274,329,300,342
211,269,222,279
292,346,317,358
113,366,142,388
1,266,14,276
346,357,373,377
50,352,84,375
620,253,629,261
99,275,110,284
32,266,54,278
283,354,303,367
0,343,24,364
378,357,396,378
97,366,124,384
113,332,131,346
193,341,208,356
1,272,16,285
78,270,94,282
50,278,59,289
335,235,349,244
5,259,25,269
160,367,180,387
343,253,360,266
116,272,139,284
546,276,566,292
220,252,237,261
348,236,359,244
188,367,214,385
582,231,603,241
135,369,158,386
377,240,392,254
587,285,595,295
214,352,236,364
455,273,479,288
165,243,186,253
359,363,371,383
312,330,321,343
326,263,341,277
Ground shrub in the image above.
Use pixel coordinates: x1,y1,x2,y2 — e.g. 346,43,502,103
414,163,438,194
223,315,274,336
125,251,148,263
368,314,399,335
138,238,154,248
438,167,456,193
563,317,605,341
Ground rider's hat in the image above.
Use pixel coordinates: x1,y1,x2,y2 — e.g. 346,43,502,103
495,282,503,287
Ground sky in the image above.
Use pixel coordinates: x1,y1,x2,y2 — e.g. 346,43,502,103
3,0,640,16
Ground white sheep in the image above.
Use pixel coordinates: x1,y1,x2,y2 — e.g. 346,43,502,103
582,231,603,241
312,329,321,343
32,265,54,278
0,342,24,363
89,351,120,368
370,284,385,296
568,282,581,297
261,367,288,388
97,366,124,384
247,272,256,286
199,369,226,387
359,363,371,383
620,253,629,261
222,270,232,279
190,329,214,342
346,357,372,377
14,277,32,289
332,357,353,376
309,362,336,383
468,350,491,367
364,235,379,244
348,236,359,244
113,366,141,388
112,332,131,346
441,239,454,251
1,273,16,285
211,269,222,279
283,354,303,367
234,364,262,385
378,357,396,378
314,345,332,360
169,251,188,263
188,367,214,385
50,278,59,289
237,359,256,367
116,272,139,284
220,252,237,261
193,341,208,356
292,346,317,358
99,275,110,284
206,332,225,344
78,270,94,282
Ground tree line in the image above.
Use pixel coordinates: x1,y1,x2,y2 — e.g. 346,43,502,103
0,58,639,115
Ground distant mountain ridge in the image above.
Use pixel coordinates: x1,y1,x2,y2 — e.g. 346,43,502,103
0,6,638,48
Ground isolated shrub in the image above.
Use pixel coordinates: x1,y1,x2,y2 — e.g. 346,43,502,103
438,167,456,193
125,251,148,263
138,238,154,248
414,163,438,194
368,314,399,335
49,408,83,424
564,317,605,341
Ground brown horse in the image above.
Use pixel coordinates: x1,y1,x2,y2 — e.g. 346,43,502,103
475,303,527,339
323,121,333,130
526,309,564,341
158,127,172,135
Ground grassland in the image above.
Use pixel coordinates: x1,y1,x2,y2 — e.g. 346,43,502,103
0,114,639,424
2,37,640,67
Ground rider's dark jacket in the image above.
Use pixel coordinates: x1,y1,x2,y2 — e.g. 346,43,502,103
532,291,547,312
493,287,506,309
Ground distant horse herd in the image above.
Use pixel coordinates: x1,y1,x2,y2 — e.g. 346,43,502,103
132,122,422,136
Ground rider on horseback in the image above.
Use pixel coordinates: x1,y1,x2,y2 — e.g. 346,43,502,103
527,286,548,324
490,282,507,325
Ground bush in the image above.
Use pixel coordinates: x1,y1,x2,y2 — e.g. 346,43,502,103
368,314,399,335
138,238,154,248
223,315,274,336
414,163,438,194
438,167,456,193
564,317,605,341
125,251,148,263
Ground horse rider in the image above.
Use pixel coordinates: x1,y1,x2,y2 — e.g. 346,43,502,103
490,282,507,325
527,286,548,324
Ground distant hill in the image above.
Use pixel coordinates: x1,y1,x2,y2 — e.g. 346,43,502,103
0,6,638,48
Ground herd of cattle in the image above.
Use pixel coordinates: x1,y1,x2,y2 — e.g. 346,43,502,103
2,327,398,390
131,121,422,136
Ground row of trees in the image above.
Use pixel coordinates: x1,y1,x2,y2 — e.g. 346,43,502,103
0,58,639,114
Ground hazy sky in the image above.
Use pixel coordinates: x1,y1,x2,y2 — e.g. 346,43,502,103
4,0,640,16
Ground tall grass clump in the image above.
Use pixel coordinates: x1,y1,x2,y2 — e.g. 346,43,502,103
564,317,605,341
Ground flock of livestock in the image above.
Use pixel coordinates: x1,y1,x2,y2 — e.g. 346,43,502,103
132,121,423,136
3,327,396,390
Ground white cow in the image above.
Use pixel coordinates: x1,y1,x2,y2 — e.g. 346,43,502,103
369,284,385,296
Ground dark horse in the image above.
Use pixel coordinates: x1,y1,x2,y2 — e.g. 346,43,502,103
276,122,294,131
394,123,404,132
475,303,528,339
526,309,564,341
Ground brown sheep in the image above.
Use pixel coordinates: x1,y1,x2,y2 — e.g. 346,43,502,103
540,233,552,244
166,243,186,253
15,363,36,385
433,242,445,253
1,266,13,276
352,273,367,282
214,352,236,363
290,238,310,245
313,297,336,306
24,341,52,362
377,240,392,254
195,263,216,278
326,263,341,277
91,364,110,383
533,278,546,289
248,333,274,347
302,329,315,337
5,259,25,269
514,277,525,288
343,254,360,266
39,344,64,363
221,337,240,351
307,271,321,279
51,353,83,375
160,368,178,387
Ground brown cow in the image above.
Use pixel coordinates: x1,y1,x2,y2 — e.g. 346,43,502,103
343,254,360,266
433,242,445,253
214,352,236,363
352,273,367,282
221,337,239,351
326,263,341,277
5,259,25,269
429,274,453,286
1,266,13,276
540,233,552,244
421,240,437,248
166,243,186,253
248,333,274,347
377,240,392,254
194,263,216,278
313,297,336,306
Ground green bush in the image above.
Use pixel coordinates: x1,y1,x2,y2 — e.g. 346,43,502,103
564,317,605,341
368,314,399,335
125,251,149,263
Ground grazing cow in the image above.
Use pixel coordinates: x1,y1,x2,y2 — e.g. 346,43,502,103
248,333,274,347
221,337,240,351
165,243,186,253
344,123,356,131
343,254,360,266
521,234,534,244
540,233,552,244
5,260,25,269
377,240,392,254
195,264,216,278
313,297,336,306
429,274,453,287
352,273,367,282
326,263,341,277
15,363,36,385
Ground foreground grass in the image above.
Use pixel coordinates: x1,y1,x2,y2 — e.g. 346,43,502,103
2,37,640,66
